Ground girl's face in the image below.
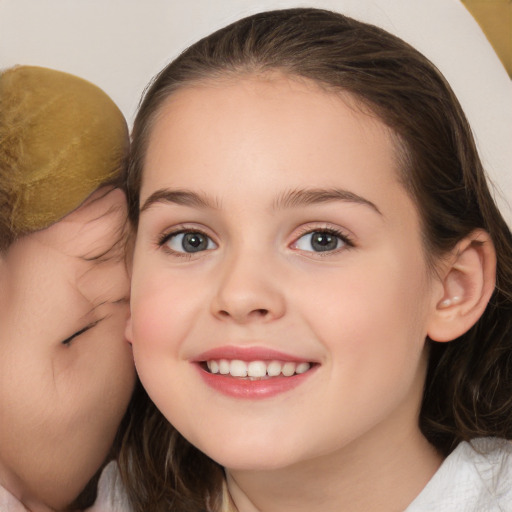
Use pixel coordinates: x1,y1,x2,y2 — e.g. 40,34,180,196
129,76,442,471
0,188,135,509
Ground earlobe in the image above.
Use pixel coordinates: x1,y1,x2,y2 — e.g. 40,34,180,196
427,229,496,342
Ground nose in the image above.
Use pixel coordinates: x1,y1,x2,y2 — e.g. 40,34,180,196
211,252,286,324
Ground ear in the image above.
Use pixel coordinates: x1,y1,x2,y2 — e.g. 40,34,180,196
427,229,496,342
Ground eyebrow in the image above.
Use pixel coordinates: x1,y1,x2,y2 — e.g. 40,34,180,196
140,187,381,215
140,189,220,213
272,187,381,214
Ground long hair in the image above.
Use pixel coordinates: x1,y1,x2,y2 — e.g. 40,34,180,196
120,8,512,510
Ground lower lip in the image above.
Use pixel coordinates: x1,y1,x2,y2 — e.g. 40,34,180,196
196,365,315,399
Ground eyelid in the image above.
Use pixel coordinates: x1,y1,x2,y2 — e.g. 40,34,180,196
61,317,104,346
157,224,218,256
290,224,355,253
157,222,215,243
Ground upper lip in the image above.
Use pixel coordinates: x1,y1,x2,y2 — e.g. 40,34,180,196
193,345,314,363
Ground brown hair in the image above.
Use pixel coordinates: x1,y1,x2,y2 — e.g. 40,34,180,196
120,8,512,511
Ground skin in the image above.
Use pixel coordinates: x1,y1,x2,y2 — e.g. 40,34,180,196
0,187,135,512
128,75,448,512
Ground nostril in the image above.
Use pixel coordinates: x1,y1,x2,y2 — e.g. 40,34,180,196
217,308,269,319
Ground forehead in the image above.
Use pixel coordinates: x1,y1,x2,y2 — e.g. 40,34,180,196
142,74,402,202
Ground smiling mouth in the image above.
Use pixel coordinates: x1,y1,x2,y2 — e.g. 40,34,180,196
204,359,312,379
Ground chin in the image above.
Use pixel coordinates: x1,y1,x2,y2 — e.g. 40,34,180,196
201,443,303,473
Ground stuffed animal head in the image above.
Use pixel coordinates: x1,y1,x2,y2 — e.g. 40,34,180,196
0,65,129,250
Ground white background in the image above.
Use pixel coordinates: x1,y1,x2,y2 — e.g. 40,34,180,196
1,0,511,223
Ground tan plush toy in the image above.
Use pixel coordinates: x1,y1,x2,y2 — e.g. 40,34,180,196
0,65,128,248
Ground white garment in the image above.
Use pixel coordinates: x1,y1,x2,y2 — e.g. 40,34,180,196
85,461,133,512
0,484,28,512
406,438,512,511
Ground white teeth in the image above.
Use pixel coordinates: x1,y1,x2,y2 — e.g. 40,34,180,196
247,361,267,377
205,359,312,378
267,360,282,377
230,360,248,377
219,359,230,375
208,360,219,374
296,362,311,374
282,362,296,376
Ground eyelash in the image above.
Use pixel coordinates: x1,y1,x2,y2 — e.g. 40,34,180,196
292,226,355,255
61,318,102,346
157,225,354,257
158,227,216,258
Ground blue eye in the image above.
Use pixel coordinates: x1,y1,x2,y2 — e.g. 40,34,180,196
163,231,217,253
294,230,346,252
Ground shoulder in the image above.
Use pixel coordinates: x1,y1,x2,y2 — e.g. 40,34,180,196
84,461,133,512
406,438,512,512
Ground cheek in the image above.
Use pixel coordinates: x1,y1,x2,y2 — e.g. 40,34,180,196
0,331,134,505
54,304,135,434
21,305,134,439
131,267,202,354
299,254,430,378
285,259,431,447
47,312,136,483
130,269,207,414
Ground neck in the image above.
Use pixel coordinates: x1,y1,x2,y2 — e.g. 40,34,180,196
226,422,442,512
